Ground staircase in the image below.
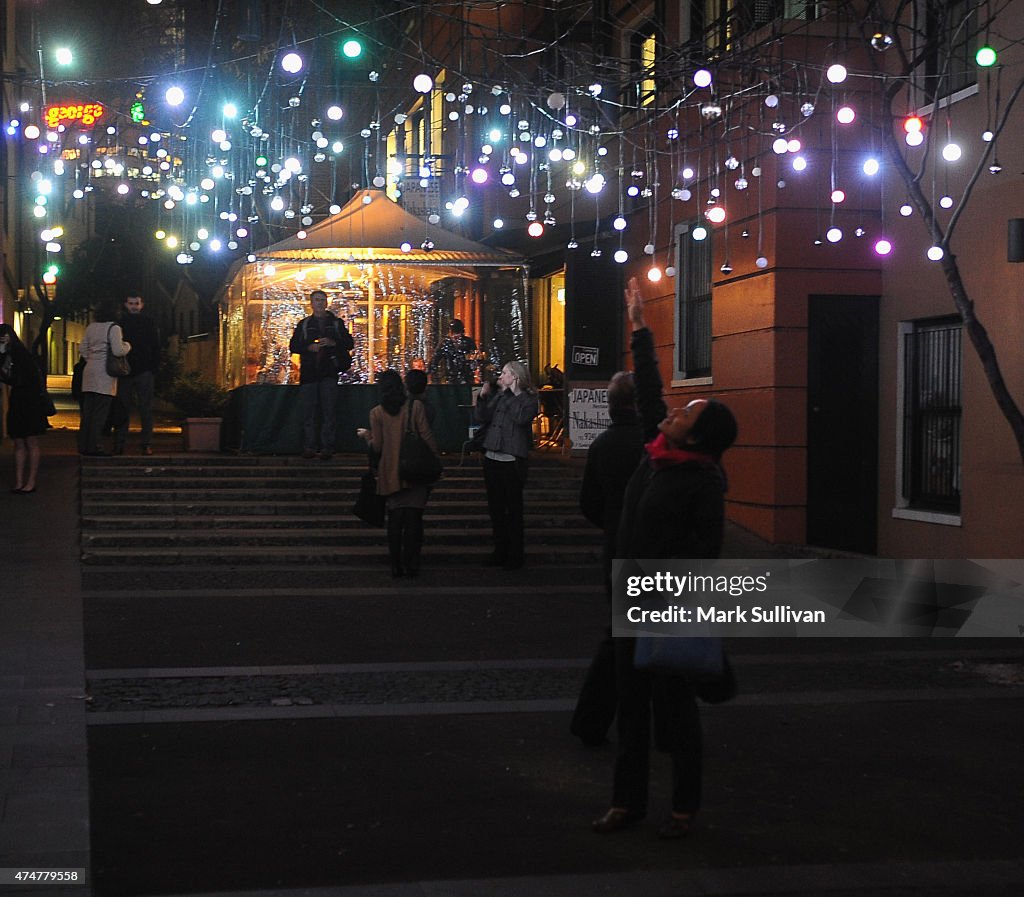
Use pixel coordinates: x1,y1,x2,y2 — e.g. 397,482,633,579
79,453,604,592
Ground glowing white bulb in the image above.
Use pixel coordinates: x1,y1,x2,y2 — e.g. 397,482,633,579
941,142,962,162
826,64,847,84
836,106,855,124
270,196,285,211
693,69,712,88
413,74,434,93
165,86,185,106
863,158,880,176
647,267,662,282
613,216,627,231
281,52,303,74
826,226,842,243
831,189,846,203
327,105,343,121
874,239,892,256
927,245,944,261
691,226,708,241
792,156,807,171
614,249,628,264
584,173,605,194
899,204,913,217
772,138,788,154
493,218,504,229
905,130,924,147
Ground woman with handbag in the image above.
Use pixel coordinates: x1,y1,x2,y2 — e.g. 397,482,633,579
77,299,131,457
474,361,539,569
357,369,440,578
593,285,738,840
0,324,50,494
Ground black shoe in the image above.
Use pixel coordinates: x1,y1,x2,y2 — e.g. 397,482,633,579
503,558,524,570
302,450,316,459
592,809,644,834
483,553,507,567
657,814,692,840
319,452,333,461
391,563,405,578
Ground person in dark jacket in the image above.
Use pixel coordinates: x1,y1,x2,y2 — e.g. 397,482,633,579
474,360,538,569
593,364,737,840
289,290,354,459
0,323,49,494
572,277,666,746
113,294,161,455
428,319,476,384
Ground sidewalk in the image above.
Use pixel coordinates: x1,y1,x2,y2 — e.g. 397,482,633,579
2,425,1023,897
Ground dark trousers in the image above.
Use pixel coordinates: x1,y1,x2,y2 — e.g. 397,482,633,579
300,378,338,452
78,393,113,454
387,507,424,575
571,626,617,744
483,456,527,564
611,638,702,816
113,370,155,448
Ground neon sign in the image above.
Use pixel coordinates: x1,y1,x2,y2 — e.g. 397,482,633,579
43,102,105,130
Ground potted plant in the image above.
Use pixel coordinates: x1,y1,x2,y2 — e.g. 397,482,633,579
168,370,230,451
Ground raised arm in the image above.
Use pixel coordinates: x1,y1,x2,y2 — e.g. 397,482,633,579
625,276,666,440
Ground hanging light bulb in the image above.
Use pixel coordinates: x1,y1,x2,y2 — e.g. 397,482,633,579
755,256,768,268
613,215,627,231
942,142,962,161
927,245,944,261
614,249,628,264
826,64,847,84
413,74,434,93
939,195,954,209
899,204,913,217
863,158,880,176
826,226,843,243
874,238,893,256
647,267,662,282
693,69,712,88
720,261,733,274
836,106,856,124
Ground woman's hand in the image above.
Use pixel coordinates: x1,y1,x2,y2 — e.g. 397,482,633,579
356,428,370,441
625,276,645,330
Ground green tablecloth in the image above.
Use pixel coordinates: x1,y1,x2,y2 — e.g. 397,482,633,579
223,384,475,454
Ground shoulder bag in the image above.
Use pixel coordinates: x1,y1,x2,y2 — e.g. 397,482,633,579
633,635,737,704
352,459,386,527
105,324,131,377
399,400,442,484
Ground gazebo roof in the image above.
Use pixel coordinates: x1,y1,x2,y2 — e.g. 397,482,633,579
256,189,525,270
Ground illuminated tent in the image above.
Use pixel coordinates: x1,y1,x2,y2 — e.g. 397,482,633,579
219,189,527,388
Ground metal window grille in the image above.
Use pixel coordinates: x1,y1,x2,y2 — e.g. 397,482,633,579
903,321,962,511
677,226,712,379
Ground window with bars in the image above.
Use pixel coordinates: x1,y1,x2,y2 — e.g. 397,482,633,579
901,318,962,512
674,222,713,380
923,0,979,101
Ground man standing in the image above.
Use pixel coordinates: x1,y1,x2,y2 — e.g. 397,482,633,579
289,289,354,459
427,319,476,384
114,294,160,456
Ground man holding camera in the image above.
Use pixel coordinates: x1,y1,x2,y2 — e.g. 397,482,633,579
289,289,354,459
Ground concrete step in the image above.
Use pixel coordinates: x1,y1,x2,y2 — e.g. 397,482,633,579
79,559,604,590
81,525,599,549
79,541,602,567
80,513,592,531
80,498,585,516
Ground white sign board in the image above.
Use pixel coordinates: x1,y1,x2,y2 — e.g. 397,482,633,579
568,385,611,451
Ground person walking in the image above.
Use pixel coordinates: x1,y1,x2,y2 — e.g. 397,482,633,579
78,300,131,457
572,277,666,746
0,324,49,494
592,388,737,839
357,370,440,578
474,360,538,569
428,319,476,385
289,289,354,459
113,293,161,456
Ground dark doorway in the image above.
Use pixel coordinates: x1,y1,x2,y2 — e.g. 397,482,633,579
807,295,879,554
564,251,622,382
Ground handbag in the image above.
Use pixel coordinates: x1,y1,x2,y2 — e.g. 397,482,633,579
71,358,86,400
633,635,737,704
352,470,386,527
105,324,131,377
399,400,442,484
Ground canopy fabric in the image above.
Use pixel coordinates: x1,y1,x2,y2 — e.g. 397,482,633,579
256,189,524,269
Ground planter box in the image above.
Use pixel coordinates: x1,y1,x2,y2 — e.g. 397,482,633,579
183,417,223,452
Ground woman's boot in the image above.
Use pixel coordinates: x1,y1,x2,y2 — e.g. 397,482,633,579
387,510,404,577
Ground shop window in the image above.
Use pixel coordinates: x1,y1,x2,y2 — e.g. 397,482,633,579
673,221,712,381
899,318,962,514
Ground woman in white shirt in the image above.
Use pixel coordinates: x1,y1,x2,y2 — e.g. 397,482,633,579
78,299,131,456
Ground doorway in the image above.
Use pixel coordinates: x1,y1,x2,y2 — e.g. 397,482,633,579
806,295,879,554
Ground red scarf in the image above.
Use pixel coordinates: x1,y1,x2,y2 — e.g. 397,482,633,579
644,432,715,471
